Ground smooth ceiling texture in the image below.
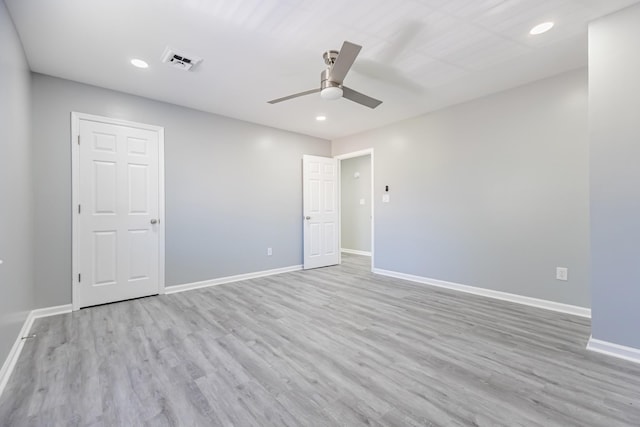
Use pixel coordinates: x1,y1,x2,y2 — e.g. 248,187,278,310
6,0,639,139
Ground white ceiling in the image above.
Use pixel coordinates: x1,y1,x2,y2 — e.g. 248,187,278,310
6,0,639,140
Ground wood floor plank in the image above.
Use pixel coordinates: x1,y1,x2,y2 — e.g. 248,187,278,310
1,253,639,426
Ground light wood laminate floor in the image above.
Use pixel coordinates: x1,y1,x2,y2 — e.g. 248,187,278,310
1,254,639,426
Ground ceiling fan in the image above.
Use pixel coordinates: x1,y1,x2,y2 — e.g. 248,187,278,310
268,41,382,109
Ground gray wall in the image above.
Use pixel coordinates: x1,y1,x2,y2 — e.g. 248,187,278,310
589,4,640,349
333,69,590,308
31,74,330,308
340,155,371,253
0,1,35,362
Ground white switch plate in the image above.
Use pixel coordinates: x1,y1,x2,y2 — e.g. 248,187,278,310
267,248,272,256
382,194,390,203
556,267,568,281
359,198,365,205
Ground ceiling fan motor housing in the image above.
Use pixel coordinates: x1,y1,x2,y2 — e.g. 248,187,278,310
321,68,341,90
320,68,343,100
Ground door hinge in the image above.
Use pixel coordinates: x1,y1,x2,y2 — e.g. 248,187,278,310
78,204,81,214
78,273,81,282
77,135,80,145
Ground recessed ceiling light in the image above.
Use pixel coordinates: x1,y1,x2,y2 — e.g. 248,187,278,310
130,58,149,68
529,22,554,35
316,116,327,121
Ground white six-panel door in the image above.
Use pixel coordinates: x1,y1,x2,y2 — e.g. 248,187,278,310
303,155,339,269
74,114,163,308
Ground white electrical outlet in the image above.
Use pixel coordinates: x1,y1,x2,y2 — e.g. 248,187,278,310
556,267,568,281
267,247,272,256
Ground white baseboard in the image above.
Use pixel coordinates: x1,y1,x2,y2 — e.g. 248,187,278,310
0,311,34,399
32,304,73,319
165,265,303,295
0,304,72,399
373,268,591,318
587,336,640,364
341,248,372,257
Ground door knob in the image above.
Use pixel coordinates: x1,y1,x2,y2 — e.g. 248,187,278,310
150,219,158,224
305,216,311,220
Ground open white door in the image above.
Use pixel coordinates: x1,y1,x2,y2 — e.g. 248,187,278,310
73,113,164,308
303,155,339,269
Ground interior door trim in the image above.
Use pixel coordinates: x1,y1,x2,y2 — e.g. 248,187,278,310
71,112,165,311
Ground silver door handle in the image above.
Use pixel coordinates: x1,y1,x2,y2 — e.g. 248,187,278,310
305,216,311,220
150,219,159,224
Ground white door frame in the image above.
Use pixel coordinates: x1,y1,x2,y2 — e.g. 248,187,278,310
71,112,166,311
335,148,375,271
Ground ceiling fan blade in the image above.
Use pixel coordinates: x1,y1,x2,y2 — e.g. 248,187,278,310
342,86,382,109
268,88,320,104
330,41,362,84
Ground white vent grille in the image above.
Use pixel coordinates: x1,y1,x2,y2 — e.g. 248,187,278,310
161,47,202,71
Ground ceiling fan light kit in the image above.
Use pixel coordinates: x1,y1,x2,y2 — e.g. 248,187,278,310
320,86,343,100
268,41,382,109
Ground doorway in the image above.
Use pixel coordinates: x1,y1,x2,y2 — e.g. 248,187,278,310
336,149,374,270
71,113,165,309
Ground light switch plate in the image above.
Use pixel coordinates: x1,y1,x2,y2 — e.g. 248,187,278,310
382,194,390,203
556,267,568,281
359,198,365,205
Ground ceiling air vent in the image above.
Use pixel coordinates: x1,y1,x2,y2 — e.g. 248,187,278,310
161,47,202,71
